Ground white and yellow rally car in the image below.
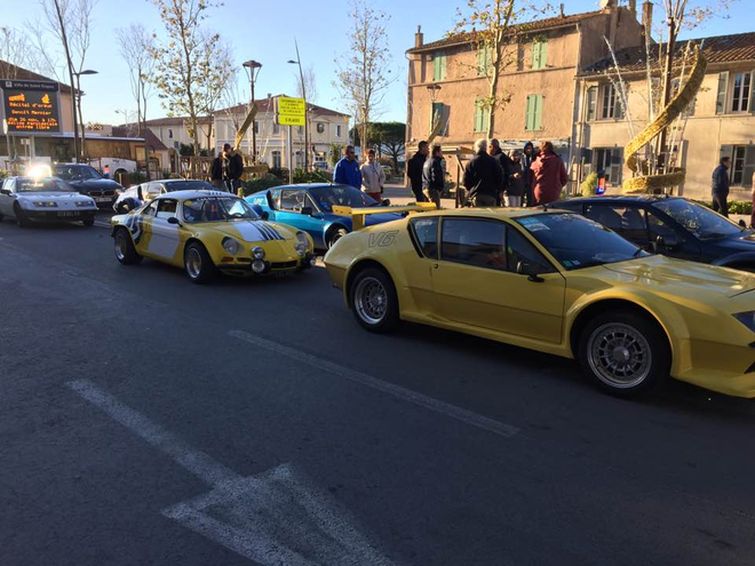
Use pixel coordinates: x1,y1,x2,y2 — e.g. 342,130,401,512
111,190,315,283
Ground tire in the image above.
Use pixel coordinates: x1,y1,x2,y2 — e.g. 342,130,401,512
184,241,216,284
349,267,399,333
14,204,30,228
577,310,670,397
326,226,348,249
114,227,142,265
82,216,95,227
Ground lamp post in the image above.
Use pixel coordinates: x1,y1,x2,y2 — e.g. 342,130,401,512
73,69,98,162
287,40,308,171
242,60,262,163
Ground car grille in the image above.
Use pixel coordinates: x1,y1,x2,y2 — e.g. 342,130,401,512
270,260,298,269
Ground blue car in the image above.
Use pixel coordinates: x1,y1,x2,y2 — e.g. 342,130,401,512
246,183,402,249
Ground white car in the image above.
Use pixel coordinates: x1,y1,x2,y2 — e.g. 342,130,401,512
0,176,98,227
113,178,217,213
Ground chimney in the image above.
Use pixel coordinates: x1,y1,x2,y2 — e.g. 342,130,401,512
628,0,636,16
559,3,565,17
642,1,653,36
415,25,424,49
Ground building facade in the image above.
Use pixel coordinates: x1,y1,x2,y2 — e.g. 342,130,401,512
577,32,755,200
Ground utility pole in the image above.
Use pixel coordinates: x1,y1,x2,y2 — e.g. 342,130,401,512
287,40,308,171
656,14,677,174
242,60,262,163
52,0,78,161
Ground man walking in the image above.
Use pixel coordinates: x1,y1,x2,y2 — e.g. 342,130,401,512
333,145,362,189
488,138,512,205
422,145,445,208
360,148,385,202
711,156,730,217
463,138,502,207
224,143,244,194
504,150,527,207
530,141,567,206
210,149,224,189
407,141,429,202
521,141,535,206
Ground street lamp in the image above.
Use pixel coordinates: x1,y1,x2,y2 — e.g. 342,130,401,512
242,60,262,164
287,40,309,171
73,69,98,162
426,83,442,102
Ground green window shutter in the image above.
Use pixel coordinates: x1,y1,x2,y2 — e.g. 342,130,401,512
587,86,597,121
534,94,543,130
477,48,484,76
716,71,729,114
749,71,755,114
433,55,440,82
525,95,533,131
440,54,447,80
532,40,547,70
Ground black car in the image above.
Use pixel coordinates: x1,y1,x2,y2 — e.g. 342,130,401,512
553,195,755,271
53,163,124,208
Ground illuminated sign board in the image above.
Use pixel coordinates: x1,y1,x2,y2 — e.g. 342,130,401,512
2,79,61,133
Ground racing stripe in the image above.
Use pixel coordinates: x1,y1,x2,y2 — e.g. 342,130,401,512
259,221,284,240
233,222,267,242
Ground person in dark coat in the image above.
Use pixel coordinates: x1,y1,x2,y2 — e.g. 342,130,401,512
210,151,224,189
463,138,503,207
504,150,527,207
225,144,244,194
521,141,536,206
488,138,513,205
711,156,731,217
530,141,568,205
422,145,445,208
407,141,429,202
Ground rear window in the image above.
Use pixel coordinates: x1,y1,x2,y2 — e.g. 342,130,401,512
165,181,214,192
409,217,438,258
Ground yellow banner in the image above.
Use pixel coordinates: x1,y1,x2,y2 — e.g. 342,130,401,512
277,97,305,115
277,114,306,126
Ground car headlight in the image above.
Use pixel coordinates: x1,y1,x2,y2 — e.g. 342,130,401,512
252,246,265,259
222,237,241,255
33,200,57,208
733,311,755,332
295,231,309,251
76,200,93,207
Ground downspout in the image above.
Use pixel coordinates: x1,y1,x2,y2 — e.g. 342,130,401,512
404,52,414,188
568,22,584,195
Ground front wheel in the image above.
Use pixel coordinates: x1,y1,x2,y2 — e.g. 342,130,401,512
326,226,348,249
82,216,95,227
114,228,142,265
349,267,399,333
14,204,30,228
184,242,216,284
578,310,669,397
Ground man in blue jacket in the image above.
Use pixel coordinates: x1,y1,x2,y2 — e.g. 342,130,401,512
333,145,362,189
711,156,730,217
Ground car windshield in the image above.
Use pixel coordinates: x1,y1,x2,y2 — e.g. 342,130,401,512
308,185,378,212
54,165,102,181
516,213,648,270
16,177,71,192
182,196,259,223
165,180,214,192
652,198,744,240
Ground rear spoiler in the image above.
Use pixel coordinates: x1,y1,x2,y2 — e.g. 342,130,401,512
331,202,436,230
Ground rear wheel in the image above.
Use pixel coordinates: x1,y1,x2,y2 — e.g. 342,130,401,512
114,228,142,265
578,310,669,397
82,216,95,227
326,226,348,249
184,241,216,284
349,267,399,333
14,204,30,228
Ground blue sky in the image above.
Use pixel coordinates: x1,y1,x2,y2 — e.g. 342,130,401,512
3,0,747,126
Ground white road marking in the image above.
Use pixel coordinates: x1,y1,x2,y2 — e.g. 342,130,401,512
67,379,396,565
229,329,520,438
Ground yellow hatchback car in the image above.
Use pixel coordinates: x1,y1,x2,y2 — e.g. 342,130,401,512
111,190,315,283
324,208,755,398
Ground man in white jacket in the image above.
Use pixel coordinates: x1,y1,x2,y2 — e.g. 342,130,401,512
360,148,385,202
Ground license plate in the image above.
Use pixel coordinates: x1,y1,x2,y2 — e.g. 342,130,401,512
58,211,77,217
95,197,111,203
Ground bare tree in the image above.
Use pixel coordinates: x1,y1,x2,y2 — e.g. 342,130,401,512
334,0,393,151
0,27,35,73
116,24,156,138
150,0,234,157
295,67,318,103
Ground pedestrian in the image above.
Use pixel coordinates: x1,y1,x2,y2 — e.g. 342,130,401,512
407,140,429,202
463,138,503,208
504,150,526,207
360,148,385,202
530,141,568,206
210,150,224,189
422,144,445,208
711,156,730,217
102,164,111,179
224,143,244,195
750,172,755,229
333,145,362,189
521,141,536,206
488,138,513,205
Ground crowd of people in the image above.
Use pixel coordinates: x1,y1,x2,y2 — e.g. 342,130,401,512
407,138,567,208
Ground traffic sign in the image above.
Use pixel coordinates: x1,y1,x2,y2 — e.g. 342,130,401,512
277,114,305,126
276,96,306,126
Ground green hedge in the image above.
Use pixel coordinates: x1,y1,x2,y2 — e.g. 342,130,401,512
693,199,752,215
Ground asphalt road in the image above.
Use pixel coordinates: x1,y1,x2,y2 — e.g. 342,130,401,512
1,214,754,566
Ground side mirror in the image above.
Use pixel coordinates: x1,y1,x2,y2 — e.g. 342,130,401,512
739,219,747,228
656,234,679,250
167,216,181,225
381,198,391,206
516,260,544,283
300,206,313,216
259,211,269,220
0,188,11,196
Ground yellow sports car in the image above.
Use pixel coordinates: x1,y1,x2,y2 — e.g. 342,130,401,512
111,189,315,283
324,208,755,398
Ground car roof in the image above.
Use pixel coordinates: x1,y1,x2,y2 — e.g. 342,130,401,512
555,195,682,205
274,183,346,190
154,189,237,200
416,207,576,220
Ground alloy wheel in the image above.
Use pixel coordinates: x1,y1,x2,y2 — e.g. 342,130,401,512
586,322,652,389
354,276,387,325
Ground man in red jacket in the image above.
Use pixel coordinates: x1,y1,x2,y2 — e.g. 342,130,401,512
530,141,568,205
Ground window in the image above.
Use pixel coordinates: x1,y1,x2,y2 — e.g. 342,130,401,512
142,201,158,216
433,52,447,81
477,46,491,76
474,99,490,133
531,39,548,70
731,71,752,112
525,94,542,131
156,199,177,219
168,129,173,139
410,217,439,258
585,205,648,245
336,125,342,137
441,218,507,271
720,144,755,187
506,227,555,274
647,210,678,242
586,86,597,121
431,102,448,136
732,145,746,185
272,150,282,169
715,71,729,114
600,84,624,119
593,147,623,185
273,123,280,135
279,189,306,211
316,122,325,134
